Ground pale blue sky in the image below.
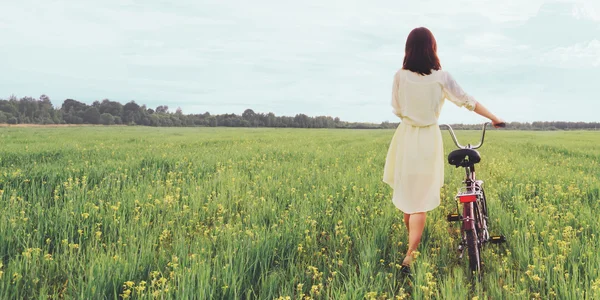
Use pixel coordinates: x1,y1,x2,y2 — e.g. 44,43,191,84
0,0,599,123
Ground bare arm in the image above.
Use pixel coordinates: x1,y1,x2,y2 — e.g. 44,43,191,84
473,101,505,128
441,71,505,127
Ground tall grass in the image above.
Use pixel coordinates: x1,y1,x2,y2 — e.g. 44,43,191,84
0,127,599,299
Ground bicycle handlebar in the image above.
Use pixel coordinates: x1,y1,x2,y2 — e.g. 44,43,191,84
441,122,505,149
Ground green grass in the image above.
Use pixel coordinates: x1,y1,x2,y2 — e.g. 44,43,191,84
0,127,599,299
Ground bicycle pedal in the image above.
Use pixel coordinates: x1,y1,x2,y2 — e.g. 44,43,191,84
447,213,461,222
489,235,506,244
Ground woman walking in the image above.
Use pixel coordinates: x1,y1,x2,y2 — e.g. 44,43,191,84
382,27,504,273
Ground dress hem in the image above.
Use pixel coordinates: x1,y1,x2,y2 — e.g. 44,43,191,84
393,203,440,214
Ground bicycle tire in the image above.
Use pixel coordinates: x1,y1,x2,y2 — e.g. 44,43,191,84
480,186,488,218
478,187,490,242
465,229,481,274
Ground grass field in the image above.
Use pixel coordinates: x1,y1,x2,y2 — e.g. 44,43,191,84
0,127,599,299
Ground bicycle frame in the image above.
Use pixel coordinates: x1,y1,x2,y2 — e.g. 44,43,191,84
460,172,478,232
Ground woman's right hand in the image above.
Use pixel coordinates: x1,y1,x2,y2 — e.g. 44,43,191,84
473,102,505,128
492,118,506,128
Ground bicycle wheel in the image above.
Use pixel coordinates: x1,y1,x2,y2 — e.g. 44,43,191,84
477,187,490,241
465,229,481,274
479,186,488,218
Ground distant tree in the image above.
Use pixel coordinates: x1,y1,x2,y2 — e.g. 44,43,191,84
61,99,88,113
83,107,101,124
18,96,39,121
208,116,218,127
182,115,194,126
39,94,51,103
160,116,173,126
380,121,398,129
242,109,256,120
63,108,76,124
19,116,31,124
100,113,114,125
149,114,160,126
155,105,169,114
137,104,151,126
123,101,141,124
294,114,310,128
34,95,54,124
98,99,123,117
0,111,7,123
266,112,276,127
0,100,18,115
171,115,182,126
8,116,18,124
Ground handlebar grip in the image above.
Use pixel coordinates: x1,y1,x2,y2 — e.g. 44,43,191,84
495,122,506,128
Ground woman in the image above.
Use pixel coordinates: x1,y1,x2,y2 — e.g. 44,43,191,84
382,27,504,273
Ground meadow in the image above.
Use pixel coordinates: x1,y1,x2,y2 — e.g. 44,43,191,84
0,126,599,299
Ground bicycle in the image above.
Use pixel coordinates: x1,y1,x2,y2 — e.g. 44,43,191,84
441,122,507,276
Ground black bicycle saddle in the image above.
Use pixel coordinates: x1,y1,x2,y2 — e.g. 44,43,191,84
448,148,481,168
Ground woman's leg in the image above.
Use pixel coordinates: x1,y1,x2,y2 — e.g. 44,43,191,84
403,213,410,231
403,212,427,265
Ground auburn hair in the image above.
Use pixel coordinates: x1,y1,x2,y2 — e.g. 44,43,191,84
402,27,441,75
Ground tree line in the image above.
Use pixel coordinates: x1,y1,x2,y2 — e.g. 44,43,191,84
0,95,598,130
0,95,376,128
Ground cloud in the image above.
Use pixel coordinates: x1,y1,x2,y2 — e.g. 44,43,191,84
540,39,600,67
451,32,531,68
0,0,598,123
568,0,600,21
462,33,530,52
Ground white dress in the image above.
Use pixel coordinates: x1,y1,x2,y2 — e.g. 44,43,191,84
382,69,477,214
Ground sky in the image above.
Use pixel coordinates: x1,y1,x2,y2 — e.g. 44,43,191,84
0,0,599,124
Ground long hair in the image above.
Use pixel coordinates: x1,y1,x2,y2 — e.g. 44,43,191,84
402,27,441,75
